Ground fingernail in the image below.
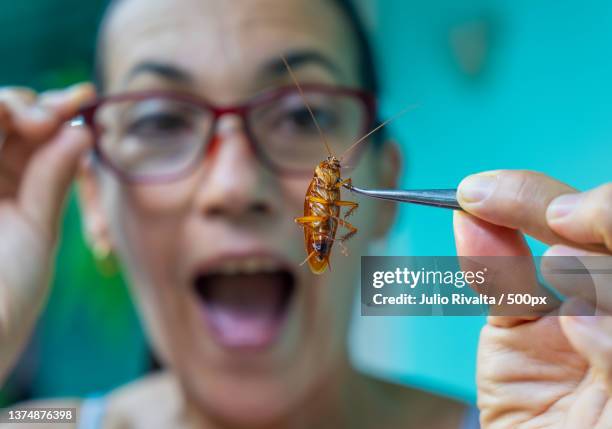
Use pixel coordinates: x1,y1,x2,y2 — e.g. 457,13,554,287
68,82,91,92
547,193,581,221
458,173,497,203
68,82,94,98
68,88,87,102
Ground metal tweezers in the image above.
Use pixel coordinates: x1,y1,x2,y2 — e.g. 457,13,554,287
344,184,463,210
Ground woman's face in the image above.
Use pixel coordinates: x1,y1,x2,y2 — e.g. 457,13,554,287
82,0,397,424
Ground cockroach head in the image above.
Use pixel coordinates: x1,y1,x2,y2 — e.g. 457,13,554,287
326,156,341,169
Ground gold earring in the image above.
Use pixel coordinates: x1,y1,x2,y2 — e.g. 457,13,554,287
92,242,119,277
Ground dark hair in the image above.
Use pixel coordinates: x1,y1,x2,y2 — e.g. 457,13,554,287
332,0,379,95
332,0,385,144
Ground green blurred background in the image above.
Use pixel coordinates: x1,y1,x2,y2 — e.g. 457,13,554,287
1,0,610,406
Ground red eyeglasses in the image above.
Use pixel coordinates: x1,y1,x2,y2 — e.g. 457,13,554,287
78,84,376,183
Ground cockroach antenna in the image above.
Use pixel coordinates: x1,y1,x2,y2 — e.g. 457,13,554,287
281,55,335,158
339,104,418,162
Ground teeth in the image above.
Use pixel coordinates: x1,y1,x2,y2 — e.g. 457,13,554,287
211,257,283,276
243,258,259,274
219,260,241,275
259,259,278,273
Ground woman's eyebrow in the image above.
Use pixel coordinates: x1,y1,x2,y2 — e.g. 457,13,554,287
260,50,344,80
124,61,194,85
122,52,342,86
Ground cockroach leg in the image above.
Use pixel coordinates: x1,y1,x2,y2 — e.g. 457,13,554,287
335,177,352,189
306,195,330,205
334,200,358,219
305,196,358,219
334,200,358,207
334,217,358,243
295,215,327,224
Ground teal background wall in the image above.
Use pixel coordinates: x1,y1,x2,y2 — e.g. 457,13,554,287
352,0,611,403
0,0,610,407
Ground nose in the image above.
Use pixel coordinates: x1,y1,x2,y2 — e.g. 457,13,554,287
195,115,278,221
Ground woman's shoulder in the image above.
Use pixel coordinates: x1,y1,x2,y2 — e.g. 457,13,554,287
100,371,178,428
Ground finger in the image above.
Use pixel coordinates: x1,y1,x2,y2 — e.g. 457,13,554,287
457,170,609,254
0,102,12,134
0,87,53,141
453,211,555,327
0,88,37,123
560,298,612,395
18,124,94,239
0,83,95,143
0,87,37,105
18,83,96,142
547,183,612,252
0,89,34,139
543,245,612,313
38,82,96,120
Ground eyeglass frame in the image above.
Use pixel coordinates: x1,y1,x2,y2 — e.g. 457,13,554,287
78,83,377,184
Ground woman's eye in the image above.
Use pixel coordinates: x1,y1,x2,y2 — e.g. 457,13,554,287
282,107,337,133
127,113,190,137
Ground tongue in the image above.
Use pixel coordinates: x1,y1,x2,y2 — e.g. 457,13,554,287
202,273,287,348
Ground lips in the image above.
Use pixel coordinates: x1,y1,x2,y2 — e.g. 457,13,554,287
193,255,296,349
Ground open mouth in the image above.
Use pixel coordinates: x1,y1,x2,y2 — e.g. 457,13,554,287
193,257,296,349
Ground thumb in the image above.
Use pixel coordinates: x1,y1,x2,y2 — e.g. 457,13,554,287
19,124,93,240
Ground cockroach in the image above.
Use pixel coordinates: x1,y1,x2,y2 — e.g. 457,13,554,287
296,155,357,274
282,56,401,274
